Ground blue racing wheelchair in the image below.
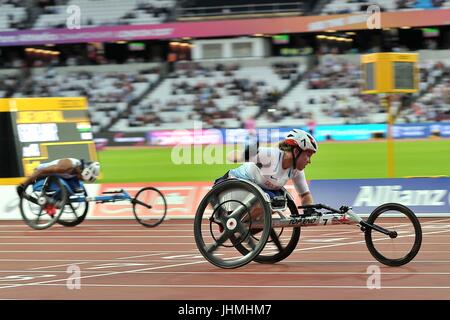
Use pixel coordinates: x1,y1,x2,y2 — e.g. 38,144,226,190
19,175,167,230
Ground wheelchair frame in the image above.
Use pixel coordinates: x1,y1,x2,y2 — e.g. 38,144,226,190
193,178,423,269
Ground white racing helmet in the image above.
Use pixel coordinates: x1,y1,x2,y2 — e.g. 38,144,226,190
81,161,100,182
284,129,318,153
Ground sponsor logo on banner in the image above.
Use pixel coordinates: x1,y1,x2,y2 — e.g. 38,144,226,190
311,178,450,215
354,185,447,207
393,124,430,139
90,182,214,218
434,123,450,137
149,129,223,146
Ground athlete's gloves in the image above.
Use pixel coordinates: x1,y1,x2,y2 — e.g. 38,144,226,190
16,184,26,197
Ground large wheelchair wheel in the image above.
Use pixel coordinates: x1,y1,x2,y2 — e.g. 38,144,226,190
132,187,167,227
57,187,89,227
365,203,422,267
20,176,68,230
233,199,301,264
194,179,272,269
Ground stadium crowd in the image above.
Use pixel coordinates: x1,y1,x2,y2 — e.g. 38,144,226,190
323,0,449,15
3,0,450,32
2,55,449,130
1,0,450,132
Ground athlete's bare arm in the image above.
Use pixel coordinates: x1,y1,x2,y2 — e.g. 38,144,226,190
22,159,76,187
300,192,314,206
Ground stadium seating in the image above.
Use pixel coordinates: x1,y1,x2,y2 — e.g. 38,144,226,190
6,54,442,133
402,59,450,122
277,53,450,126
2,0,450,32
33,0,175,29
322,0,447,14
0,72,20,98
0,0,27,31
1,49,448,132
11,64,160,133
109,58,307,131
176,0,311,19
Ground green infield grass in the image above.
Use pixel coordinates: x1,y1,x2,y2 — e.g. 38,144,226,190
97,139,450,183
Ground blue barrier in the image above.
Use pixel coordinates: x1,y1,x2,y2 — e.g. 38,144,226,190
220,123,449,144
310,177,450,215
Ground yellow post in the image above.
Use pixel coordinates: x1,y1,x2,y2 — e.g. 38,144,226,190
361,52,419,178
385,95,395,178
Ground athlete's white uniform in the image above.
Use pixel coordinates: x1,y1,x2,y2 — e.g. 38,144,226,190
35,158,82,179
229,147,310,195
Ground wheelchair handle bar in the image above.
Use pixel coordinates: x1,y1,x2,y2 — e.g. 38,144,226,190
298,203,350,214
102,189,125,194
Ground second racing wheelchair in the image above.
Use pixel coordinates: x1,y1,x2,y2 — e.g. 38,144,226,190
19,175,167,230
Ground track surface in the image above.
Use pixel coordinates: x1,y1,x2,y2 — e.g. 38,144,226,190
0,218,449,300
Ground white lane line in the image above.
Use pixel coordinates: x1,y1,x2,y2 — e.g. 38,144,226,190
0,260,207,290
0,250,198,253
319,229,362,236
0,219,450,231
0,259,194,263
272,260,450,263
0,218,446,228
1,283,450,290
2,270,450,275
2,259,450,264
297,228,450,252
86,263,152,270
0,223,193,228
116,253,169,260
291,250,450,253
1,241,450,247
303,238,349,243
0,230,198,233
0,234,407,238
1,249,449,255
0,229,370,233
1,242,450,249
31,262,90,270
0,242,196,245
0,220,449,232
0,236,195,238
162,254,203,259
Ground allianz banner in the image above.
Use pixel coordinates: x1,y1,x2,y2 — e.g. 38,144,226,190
310,178,450,215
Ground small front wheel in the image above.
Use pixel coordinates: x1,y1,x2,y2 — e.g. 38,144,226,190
365,203,422,267
132,187,167,227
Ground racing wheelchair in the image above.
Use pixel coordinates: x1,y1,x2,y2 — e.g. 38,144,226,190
19,175,167,230
193,178,422,269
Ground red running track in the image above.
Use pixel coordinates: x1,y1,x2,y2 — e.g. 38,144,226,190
0,218,449,300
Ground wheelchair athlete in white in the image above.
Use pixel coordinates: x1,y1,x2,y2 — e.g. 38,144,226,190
198,129,422,269
217,129,317,208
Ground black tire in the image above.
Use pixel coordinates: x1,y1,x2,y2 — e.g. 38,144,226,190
234,199,301,263
365,203,422,267
132,187,167,227
57,187,89,227
194,179,272,269
20,176,67,230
